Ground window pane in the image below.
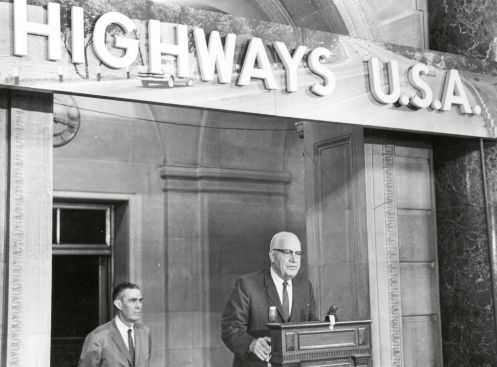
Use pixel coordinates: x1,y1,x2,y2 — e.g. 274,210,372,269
59,208,107,244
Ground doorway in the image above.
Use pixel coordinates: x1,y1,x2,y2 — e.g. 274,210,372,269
50,202,113,367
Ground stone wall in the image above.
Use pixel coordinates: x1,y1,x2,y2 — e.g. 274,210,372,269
54,97,306,366
433,137,497,367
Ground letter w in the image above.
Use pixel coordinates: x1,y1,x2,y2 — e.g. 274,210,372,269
194,28,236,84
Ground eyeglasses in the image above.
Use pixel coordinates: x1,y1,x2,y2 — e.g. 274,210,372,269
272,248,304,257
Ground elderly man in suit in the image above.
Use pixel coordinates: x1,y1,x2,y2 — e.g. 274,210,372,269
222,231,318,367
79,282,152,367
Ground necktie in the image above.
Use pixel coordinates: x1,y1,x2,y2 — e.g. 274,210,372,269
127,328,135,366
282,281,290,322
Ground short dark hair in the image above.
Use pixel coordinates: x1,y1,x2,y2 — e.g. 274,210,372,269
112,282,140,301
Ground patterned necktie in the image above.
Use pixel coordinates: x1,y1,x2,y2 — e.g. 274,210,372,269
282,281,290,322
127,328,135,366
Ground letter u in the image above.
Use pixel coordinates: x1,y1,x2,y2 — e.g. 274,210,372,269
368,57,400,104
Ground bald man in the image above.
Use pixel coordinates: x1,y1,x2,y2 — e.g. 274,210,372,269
221,232,318,367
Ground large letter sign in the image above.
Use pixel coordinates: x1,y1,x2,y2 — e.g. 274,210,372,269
14,0,61,60
93,12,139,69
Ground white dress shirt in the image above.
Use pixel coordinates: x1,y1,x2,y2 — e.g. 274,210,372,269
270,267,293,315
115,315,135,350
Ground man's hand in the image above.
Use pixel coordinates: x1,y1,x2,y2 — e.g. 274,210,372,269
249,337,271,361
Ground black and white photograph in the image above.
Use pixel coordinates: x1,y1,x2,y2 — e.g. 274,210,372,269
1,0,497,366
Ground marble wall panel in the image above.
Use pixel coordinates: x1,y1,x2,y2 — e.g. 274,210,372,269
429,0,497,60
433,137,497,366
483,140,497,205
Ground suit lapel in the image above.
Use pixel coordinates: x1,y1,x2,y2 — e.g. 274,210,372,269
110,319,133,366
134,325,143,365
264,269,286,322
290,277,301,322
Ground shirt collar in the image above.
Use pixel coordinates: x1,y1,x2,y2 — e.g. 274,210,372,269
115,315,134,333
270,266,292,287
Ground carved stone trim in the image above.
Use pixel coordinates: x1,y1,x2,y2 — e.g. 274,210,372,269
6,108,26,367
252,0,295,26
159,164,290,194
382,140,403,366
5,91,53,367
352,354,372,366
272,347,370,363
333,0,382,40
0,91,7,360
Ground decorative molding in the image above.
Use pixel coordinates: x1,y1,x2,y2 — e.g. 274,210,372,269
0,92,7,360
6,92,53,367
6,107,26,367
159,164,291,194
382,139,404,367
353,0,382,40
333,0,382,41
416,0,429,48
358,327,368,345
352,354,372,366
274,348,370,362
463,80,496,138
252,0,295,26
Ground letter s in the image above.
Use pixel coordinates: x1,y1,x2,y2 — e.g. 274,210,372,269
408,63,433,109
308,47,335,96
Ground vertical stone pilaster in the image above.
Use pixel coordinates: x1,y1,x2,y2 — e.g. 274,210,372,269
434,136,497,366
381,141,403,367
5,91,53,367
0,91,9,366
365,135,404,367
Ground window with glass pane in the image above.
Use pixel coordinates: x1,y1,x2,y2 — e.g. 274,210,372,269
53,204,110,246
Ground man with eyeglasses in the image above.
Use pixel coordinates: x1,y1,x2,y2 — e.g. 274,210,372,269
222,232,318,367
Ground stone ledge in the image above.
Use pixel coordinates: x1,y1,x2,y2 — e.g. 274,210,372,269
159,165,291,195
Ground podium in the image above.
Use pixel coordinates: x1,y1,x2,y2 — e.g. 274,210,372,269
267,320,372,367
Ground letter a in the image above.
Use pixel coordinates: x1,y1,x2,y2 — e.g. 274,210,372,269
440,69,472,114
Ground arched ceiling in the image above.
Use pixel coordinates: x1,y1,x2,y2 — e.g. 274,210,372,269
155,0,271,21
155,0,348,34
153,0,428,49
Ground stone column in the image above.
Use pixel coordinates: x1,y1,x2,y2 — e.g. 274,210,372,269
0,91,9,365
434,136,497,366
2,90,53,367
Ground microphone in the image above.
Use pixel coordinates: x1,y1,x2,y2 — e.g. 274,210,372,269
326,304,338,330
326,304,338,318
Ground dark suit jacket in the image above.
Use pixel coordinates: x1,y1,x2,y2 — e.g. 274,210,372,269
78,319,152,367
222,268,318,367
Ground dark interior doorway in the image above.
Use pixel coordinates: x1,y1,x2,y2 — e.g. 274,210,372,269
50,203,113,367
51,255,110,366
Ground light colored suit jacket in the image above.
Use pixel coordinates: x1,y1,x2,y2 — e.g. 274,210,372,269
78,319,151,367
222,268,317,367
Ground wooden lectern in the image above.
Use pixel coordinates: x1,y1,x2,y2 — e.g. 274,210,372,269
267,320,372,367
